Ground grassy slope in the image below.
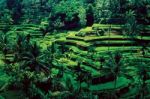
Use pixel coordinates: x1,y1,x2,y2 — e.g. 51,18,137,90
0,23,150,98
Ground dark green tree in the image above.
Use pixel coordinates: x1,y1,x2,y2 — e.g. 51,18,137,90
6,0,23,24
21,42,49,73
86,4,94,26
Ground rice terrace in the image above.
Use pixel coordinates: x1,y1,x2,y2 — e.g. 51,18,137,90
0,0,150,99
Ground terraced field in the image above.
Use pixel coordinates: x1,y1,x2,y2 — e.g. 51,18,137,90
1,0,150,98
0,22,150,98
53,24,150,98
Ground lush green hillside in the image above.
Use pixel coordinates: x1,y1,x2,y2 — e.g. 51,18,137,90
0,0,150,99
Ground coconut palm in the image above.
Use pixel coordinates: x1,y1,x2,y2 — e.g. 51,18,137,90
43,46,53,67
104,51,133,88
136,62,149,99
20,42,49,74
51,42,57,54
123,10,143,38
0,32,11,63
73,61,92,95
141,43,149,57
107,52,122,88
61,42,66,54
87,45,95,59
13,33,31,62
99,56,105,69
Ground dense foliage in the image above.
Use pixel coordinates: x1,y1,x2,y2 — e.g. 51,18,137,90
0,0,150,26
0,0,150,99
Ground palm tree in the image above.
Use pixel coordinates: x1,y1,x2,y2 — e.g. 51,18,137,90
136,62,149,99
108,52,122,88
141,43,149,57
51,42,57,54
87,45,95,59
74,61,92,96
123,10,143,38
57,65,64,78
74,62,82,93
0,32,11,63
13,33,31,62
99,56,105,69
101,51,134,99
104,51,133,88
43,46,53,67
26,34,31,43
21,42,49,74
61,43,66,54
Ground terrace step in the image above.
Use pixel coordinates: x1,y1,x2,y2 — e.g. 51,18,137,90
68,53,101,70
93,41,137,47
92,73,115,85
90,77,131,92
81,64,100,77
11,24,43,38
53,57,100,76
0,23,9,26
55,39,91,50
65,45,143,60
92,24,123,31
5,54,13,58
95,46,141,53
85,37,132,42
67,35,149,42
0,23,11,31
13,27,39,31
141,31,150,36
66,36,84,41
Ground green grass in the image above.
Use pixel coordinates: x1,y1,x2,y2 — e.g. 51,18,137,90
144,25,150,31
0,54,5,68
137,36,150,40
95,46,140,52
92,24,123,27
32,33,67,50
85,35,126,41
55,56,101,76
92,24,123,30
62,40,91,48
58,58,77,68
81,64,101,77
79,27,93,32
94,40,133,44
68,53,101,69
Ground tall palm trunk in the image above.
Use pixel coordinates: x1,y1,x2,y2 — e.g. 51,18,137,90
114,73,118,89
